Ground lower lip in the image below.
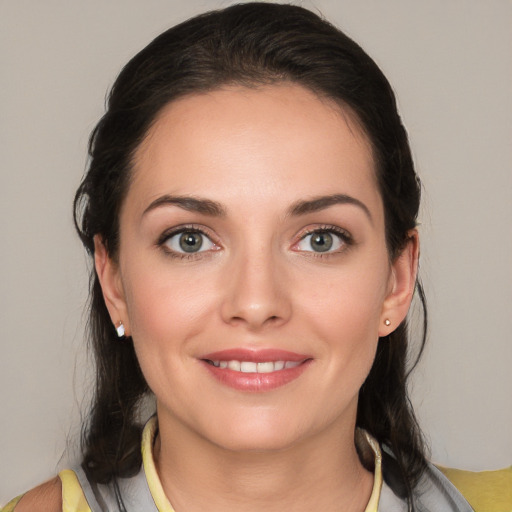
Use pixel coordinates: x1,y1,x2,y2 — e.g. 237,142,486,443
201,360,311,392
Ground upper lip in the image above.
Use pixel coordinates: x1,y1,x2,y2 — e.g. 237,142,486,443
200,348,311,363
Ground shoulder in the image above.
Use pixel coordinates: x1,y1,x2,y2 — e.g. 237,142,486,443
11,477,62,512
414,463,475,511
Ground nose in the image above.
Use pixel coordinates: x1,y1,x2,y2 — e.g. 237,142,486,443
220,246,292,331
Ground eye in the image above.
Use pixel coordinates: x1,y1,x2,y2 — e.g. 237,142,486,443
295,228,350,254
161,229,217,255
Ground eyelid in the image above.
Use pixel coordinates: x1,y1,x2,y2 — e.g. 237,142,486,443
157,224,221,256
157,223,214,244
292,225,353,253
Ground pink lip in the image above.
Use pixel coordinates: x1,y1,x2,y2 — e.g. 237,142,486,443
199,348,312,392
201,348,311,362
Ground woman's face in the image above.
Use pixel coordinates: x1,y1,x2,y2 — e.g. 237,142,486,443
97,84,416,452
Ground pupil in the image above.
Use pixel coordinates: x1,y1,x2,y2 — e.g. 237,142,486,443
311,232,333,252
179,232,203,252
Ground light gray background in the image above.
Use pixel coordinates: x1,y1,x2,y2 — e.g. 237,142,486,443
1,0,511,504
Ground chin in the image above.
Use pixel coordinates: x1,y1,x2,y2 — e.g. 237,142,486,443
215,430,299,453
203,414,309,453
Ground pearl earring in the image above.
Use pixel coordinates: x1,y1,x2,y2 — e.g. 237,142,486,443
115,321,125,338
384,319,391,326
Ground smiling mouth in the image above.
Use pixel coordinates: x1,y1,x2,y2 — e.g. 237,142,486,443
204,360,303,373
200,351,312,391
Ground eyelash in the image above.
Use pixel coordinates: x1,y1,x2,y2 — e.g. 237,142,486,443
156,224,353,260
294,225,354,257
157,225,219,260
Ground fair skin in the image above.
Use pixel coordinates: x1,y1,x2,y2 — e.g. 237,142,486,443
16,84,418,511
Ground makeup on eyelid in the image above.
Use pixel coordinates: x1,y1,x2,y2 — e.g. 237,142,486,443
155,223,355,259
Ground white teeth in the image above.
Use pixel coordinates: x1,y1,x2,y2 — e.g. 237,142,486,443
257,362,274,373
227,360,241,371
209,359,302,373
240,362,257,373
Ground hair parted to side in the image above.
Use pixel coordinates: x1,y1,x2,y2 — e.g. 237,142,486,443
74,2,427,508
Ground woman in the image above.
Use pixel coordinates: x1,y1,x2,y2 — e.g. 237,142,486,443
6,3,473,511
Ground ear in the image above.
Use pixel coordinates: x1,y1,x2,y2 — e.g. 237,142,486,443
379,230,419,337
94,235,130,337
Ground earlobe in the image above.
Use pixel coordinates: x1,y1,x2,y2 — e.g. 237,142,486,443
93,235,130,337
379,230,419,337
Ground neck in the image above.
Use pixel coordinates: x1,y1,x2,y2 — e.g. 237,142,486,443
153,408,374,512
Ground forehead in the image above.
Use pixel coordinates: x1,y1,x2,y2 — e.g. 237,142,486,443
129,84,381,216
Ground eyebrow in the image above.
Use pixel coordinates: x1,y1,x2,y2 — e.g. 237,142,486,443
142,193,371,222
288,194,372,222
143,195,226,217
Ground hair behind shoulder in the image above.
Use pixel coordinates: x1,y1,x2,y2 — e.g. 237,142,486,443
74,3,428,508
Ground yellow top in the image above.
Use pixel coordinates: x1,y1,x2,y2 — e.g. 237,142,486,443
438,465,512,512
2,417,383,512
118,418,383,512
4,422,510,511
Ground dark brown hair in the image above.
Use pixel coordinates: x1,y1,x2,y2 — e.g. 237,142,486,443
74,3,427,509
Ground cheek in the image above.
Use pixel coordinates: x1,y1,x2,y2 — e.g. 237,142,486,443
124,260,215,335
121,262,220,380
300,262,389,338
296,259,389,378
121,267,222,414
